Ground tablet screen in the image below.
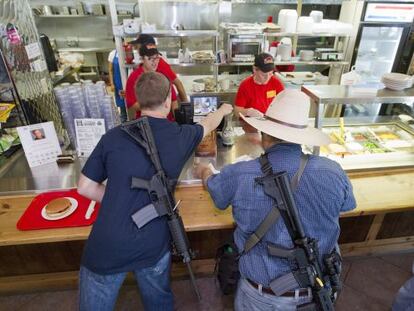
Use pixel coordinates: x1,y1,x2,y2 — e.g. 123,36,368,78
191,96,219,116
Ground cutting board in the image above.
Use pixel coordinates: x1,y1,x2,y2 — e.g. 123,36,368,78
17,189,100,231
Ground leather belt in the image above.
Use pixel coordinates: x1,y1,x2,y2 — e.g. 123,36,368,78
247,279,310,297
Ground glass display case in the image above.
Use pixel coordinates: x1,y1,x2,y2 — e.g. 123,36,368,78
302,85,414,171
304,118,414,171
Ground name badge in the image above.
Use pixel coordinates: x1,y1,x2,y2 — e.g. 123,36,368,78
266,90,276,98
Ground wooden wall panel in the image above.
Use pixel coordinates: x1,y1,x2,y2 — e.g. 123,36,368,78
339,215,374,244
377,211,414,239
0,241,84,277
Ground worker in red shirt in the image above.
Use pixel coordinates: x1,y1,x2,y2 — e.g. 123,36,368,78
129,34,188,102
125,46,178,120
235,53,284,117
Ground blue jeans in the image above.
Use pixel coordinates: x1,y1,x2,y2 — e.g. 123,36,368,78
392,261,414,311
79,252,173,311
235,278,312,311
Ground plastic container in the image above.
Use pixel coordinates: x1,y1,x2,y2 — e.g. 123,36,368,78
284,10,298,33
297,16,314,34
299,50,314,61
277,43,292,61
310,11,323,23
277,9,289,32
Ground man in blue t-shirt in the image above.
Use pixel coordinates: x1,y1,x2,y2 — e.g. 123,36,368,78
77,72,232,311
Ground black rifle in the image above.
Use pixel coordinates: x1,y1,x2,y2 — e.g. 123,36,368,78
121,117,201,300
257,171,335,311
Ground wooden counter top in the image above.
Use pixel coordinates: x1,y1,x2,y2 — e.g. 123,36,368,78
0,170,413,247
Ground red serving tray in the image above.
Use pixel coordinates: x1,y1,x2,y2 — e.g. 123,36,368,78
17,189,100,231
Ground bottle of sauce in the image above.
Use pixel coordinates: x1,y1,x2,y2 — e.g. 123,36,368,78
222,113,235,146
124,44,134,64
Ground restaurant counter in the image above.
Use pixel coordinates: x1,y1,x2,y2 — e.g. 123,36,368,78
0,130,414,294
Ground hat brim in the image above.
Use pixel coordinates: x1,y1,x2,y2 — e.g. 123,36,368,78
140,49,160,57
129,39,140,45
256,64,274,73
240,113,331,146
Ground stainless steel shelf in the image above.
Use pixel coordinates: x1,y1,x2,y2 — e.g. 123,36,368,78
125,59,348,68
34,15,108,18
57,47,113,52
264,32,350,38
223,60,348,66
220,62,254,66
121,30,219,38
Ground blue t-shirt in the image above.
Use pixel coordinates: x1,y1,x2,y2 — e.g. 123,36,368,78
81,117,203,274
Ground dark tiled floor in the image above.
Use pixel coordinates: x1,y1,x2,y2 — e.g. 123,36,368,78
1,252,413,311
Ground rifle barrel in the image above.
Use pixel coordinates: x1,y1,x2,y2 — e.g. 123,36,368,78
276,173,306,239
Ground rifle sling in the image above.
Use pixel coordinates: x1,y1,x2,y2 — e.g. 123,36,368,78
243,153,309,254
121,119,173,228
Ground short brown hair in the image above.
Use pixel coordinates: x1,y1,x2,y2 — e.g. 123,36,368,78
135,72,170,110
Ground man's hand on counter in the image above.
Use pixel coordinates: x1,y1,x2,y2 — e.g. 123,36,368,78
194,163,214,189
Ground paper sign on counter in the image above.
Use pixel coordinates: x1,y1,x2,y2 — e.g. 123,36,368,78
17,122,62,167
75,119,106,157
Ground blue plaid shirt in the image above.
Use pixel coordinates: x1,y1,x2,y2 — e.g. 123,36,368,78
207,143,356,287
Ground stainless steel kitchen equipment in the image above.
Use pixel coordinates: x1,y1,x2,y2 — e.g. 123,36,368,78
225,33,264,63
315,48,344,61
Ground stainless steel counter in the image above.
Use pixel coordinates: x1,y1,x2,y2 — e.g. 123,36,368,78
0,152,86,196
0,130,264,195
1,115,412,194
179,132,263,185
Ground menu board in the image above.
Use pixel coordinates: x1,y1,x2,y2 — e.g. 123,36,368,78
17,122,62,167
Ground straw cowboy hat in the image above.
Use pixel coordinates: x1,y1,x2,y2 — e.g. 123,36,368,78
240,89,331,146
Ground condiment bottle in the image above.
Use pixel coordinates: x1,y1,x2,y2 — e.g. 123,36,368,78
123,44,134,64
222,113,235,146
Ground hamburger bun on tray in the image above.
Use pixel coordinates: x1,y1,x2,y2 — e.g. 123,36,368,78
44,197,73,219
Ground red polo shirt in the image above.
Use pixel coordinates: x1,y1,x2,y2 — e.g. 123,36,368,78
235,75,285,114
125,59,177,120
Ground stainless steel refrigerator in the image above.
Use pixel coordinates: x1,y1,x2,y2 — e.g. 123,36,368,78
352,1,414,83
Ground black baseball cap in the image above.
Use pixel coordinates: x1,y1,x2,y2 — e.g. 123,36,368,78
129,34,156,45
254,53,275,73
139,45,160,57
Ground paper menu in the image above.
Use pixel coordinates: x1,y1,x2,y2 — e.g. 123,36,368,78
74,119,106,157
17,122,62,168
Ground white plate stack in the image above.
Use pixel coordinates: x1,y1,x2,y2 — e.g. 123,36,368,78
381,73,413,91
